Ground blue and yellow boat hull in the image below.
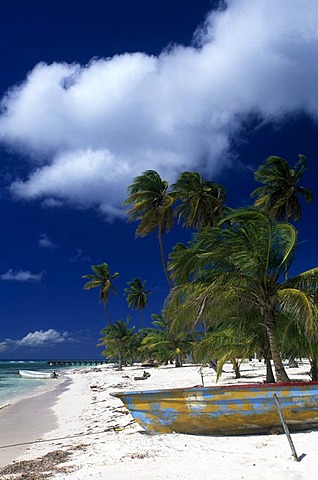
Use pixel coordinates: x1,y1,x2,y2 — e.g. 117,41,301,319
111,382,318,435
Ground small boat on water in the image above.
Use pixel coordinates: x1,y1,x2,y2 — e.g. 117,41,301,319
19,370,58,379
111,381,318,436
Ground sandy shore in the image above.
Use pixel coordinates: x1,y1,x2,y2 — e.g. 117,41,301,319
0,377,69,468
1,360,318,479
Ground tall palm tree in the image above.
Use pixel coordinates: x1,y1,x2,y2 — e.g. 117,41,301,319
171,171,227,232
124,277,151,329
124,170,174,288
82,263,123,370
170,171,227,341
167,208,318,383
251,154,313,222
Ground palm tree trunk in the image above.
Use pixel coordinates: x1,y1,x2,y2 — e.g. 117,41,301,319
265,312,289,382
265,355,275,383
265,354,275,383
197,297,207,335
198,298,219,370
259,344,276,382
104,304,123,370
158,229,172,288
175,352,183,367
284,206,289,281
118,350,123,370
310,355,318,381
232,357,240,379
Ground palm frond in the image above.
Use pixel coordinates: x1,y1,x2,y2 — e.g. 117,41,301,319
277,288,317,337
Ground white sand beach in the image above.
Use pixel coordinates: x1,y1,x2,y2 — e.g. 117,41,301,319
1,360,318,479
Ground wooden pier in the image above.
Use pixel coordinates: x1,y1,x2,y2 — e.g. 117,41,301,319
46,360,107,366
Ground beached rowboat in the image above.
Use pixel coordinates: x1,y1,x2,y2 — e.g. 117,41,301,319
19,370,57,379
112,381,318,435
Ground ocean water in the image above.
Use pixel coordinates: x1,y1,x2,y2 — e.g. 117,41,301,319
0,359,107,408
0,360,61,407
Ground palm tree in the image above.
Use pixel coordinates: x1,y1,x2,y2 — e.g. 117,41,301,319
140,314,193,367
98,318,140,366
170,171,227,341
164,274,276,382
82,263,123,370
196,326,249,380
124,277,151,329
124,170,174,288
251,154,313,222
279,304,318,380
167,208,318,383
171,171,227,232
193,305,275,382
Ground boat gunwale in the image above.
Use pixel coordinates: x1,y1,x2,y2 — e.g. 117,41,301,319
111,380,318,398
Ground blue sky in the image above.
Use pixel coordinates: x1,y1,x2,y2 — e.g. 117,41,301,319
0,0,318,360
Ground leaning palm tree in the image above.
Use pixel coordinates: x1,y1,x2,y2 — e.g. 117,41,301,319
124,277,151,329
167,208,318,383
124,170,174,288
82,263,123,370
171,171,227,232
251,154,313,222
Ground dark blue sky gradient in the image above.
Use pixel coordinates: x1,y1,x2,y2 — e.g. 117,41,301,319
0,0,317,359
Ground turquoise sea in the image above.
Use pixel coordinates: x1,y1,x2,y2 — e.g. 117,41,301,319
0,359,106,407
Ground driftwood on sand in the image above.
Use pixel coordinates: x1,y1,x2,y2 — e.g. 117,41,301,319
134,371,151,381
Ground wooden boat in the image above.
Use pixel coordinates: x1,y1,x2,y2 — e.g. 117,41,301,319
111,381,318,435
19,369,58,379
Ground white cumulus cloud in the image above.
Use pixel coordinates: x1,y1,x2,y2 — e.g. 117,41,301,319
38,233,58,249
16,329,70,347
1,269,44,282
0,0,318,218
0,329,71,351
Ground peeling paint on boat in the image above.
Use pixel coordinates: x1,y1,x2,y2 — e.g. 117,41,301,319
186,392,207,411
111,382,318,435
